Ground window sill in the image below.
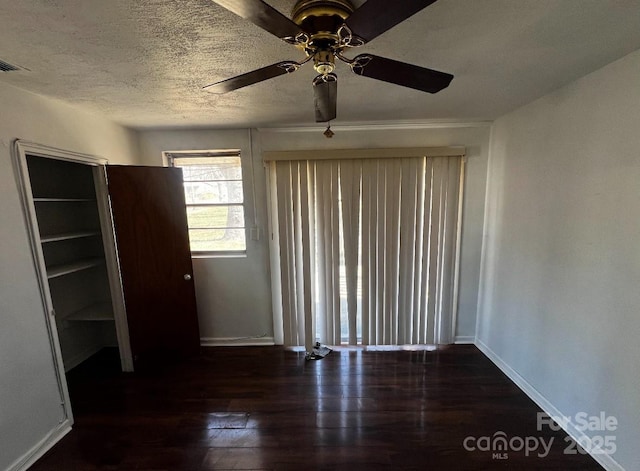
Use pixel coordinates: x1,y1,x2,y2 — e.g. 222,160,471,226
191,251,247,259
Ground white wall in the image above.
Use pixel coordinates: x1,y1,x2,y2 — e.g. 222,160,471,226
477,49,640,471
137,129,274,344
138,124,490,344
0,83,139,471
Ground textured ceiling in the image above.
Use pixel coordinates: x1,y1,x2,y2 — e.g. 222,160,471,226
1,0,640,129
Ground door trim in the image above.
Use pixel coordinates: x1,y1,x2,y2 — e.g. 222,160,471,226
12,140,75,426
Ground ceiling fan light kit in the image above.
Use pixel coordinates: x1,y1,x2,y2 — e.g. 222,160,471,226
204,0,454,133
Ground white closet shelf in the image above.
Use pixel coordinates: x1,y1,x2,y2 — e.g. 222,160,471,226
33,197,96,202
65,302,114,321
47,257,104,279
40,231,101,243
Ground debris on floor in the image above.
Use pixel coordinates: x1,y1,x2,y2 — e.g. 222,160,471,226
305,342,332,360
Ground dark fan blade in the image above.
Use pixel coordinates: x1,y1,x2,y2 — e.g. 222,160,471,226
313,74,337,122
203,61,300,93
350,54,453,94
345,0,438,43
212,0,304,41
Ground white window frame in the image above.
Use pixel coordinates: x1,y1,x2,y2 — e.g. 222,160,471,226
165,149,247,257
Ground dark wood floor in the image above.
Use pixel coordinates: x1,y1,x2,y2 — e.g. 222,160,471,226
30,345,603,470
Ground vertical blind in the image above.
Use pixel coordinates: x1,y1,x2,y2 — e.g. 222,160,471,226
268,150,464,352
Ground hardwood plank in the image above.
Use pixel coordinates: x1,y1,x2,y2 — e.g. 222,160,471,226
29,346,605,470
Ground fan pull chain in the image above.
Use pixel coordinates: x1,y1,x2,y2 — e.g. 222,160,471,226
324,122,334,138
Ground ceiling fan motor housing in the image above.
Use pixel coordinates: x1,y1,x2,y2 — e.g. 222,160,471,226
291,0,355,75
291,0,354,33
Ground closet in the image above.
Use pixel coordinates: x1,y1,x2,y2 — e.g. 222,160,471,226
27,155,126,371
14,141,200,382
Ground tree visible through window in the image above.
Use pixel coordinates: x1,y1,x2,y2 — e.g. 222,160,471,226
168,151,247,253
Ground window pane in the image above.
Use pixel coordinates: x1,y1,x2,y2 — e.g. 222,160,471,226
189,228,246,252
186,205,245,229
175,157,242,181
171,152,247,254
183,181,244,204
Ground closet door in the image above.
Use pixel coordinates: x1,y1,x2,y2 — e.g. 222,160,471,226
106,165,200,368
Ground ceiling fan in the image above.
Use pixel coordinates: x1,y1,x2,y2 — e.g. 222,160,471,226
203,0,453,128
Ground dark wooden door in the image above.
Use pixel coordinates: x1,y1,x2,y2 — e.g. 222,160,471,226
106,165,200,369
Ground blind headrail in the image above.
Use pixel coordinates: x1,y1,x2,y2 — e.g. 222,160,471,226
165,149,241,159
263,146,465,162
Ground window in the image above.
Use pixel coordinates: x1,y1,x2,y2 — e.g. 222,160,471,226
167,150,247,254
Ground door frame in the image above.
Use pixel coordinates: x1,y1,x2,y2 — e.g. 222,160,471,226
11,140,134,422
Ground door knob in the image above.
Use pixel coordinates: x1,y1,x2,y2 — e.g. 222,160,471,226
184,274,192,281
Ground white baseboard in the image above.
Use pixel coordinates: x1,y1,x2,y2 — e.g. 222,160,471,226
7,420,72,471
200,336,275,347
475,338,624,471
454,335,475,344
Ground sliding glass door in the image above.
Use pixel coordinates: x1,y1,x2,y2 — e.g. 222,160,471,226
268,150,464,352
